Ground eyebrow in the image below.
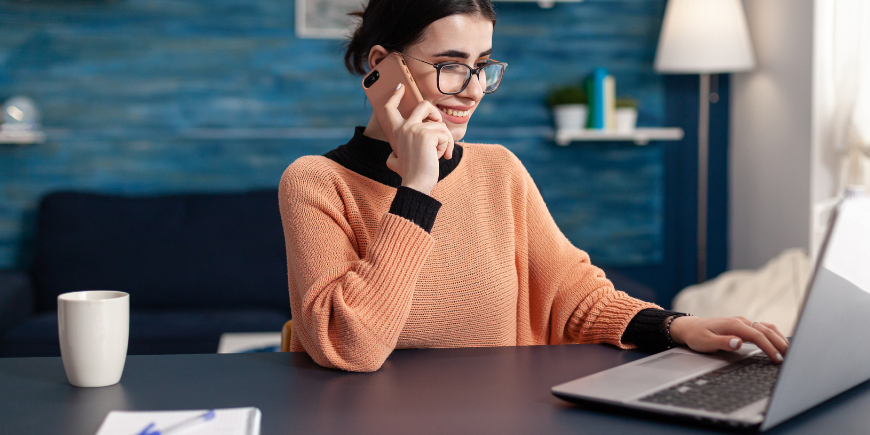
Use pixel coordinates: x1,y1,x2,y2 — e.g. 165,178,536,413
431,48,493,59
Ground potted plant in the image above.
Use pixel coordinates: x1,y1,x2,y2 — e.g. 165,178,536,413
615,97,639,133
546,85,588,131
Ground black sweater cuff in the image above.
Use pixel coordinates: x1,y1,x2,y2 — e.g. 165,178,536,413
621,308,684,352
388,186,442,233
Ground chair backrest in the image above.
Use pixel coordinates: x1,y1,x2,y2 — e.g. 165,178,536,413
281,320,293,352
31,190,290,313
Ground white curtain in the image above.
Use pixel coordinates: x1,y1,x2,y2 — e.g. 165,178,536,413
818,0,870,192
811,0,870,259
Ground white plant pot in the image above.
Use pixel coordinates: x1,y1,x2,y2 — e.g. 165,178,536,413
615,107,638,133
552,104,588,131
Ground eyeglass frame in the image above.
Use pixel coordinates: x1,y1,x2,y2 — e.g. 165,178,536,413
394,51,508,95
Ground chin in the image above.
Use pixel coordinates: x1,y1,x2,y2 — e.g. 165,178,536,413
448,124,468,142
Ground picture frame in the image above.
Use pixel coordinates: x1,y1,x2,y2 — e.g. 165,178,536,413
295,0,361,39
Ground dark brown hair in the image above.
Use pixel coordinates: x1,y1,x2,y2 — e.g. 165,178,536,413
344,0,497,75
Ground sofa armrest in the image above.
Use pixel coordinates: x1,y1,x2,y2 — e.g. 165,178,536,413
0,271,35,335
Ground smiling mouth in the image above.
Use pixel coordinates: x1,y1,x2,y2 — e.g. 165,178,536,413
437,105,470,118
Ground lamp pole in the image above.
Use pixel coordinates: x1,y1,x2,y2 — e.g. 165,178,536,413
697,73,710,283
654,0,755,283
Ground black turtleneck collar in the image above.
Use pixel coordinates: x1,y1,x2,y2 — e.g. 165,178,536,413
323,126,464,188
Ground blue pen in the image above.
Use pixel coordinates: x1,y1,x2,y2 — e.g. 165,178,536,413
136,410,216,435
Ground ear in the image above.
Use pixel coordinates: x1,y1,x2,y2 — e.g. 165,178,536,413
368,45,390,70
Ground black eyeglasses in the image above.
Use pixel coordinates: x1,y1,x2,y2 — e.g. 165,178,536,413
396,51,508,95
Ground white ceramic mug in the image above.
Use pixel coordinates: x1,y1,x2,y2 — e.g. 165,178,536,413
58,291,129,387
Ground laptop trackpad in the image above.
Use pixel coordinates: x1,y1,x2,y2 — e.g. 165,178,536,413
639,353,717,371
553,350,728,402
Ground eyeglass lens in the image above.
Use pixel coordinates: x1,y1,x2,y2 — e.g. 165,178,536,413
439,63,505,94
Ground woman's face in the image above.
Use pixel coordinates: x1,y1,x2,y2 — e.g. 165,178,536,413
397,14,495,142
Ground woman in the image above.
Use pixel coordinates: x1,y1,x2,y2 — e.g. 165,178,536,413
278,0,789,372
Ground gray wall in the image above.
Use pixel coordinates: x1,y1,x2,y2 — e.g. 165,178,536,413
729,0,814,270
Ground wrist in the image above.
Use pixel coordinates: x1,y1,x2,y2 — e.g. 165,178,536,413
668,315,695,346
401,180,435,195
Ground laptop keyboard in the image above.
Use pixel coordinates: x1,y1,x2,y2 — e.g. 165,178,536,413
638,354,780,414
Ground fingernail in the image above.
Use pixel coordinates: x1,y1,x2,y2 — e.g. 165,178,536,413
396,83,402,90
729,338,741,349
776,353,783,362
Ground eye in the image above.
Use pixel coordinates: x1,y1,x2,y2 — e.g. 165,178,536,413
440,63,466,73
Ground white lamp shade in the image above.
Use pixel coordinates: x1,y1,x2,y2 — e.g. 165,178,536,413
654,0,755,74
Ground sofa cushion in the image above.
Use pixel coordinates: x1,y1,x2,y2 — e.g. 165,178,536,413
32,190,289,312
0,271,35,334
0,309,290,357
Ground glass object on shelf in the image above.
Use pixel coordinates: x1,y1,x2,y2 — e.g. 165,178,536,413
2,95,41,131
1,96,45,144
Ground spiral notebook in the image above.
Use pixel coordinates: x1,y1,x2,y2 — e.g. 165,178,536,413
95,407,261,435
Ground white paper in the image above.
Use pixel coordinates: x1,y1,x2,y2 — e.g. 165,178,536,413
824,198,870,295
94,407,260,435
217,332,281,353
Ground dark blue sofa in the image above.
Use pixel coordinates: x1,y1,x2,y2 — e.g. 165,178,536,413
0,189,656,358
0,190,291,357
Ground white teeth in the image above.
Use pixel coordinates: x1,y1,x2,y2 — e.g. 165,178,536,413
441,106,469,117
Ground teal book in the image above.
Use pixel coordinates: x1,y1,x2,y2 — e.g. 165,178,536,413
587,67,608,129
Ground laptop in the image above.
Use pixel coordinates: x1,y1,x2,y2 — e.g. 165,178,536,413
552,196,870,431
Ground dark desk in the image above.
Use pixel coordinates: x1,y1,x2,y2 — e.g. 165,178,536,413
2,344,869,434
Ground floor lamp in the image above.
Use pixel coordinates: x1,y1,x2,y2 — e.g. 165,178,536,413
654,0,755,283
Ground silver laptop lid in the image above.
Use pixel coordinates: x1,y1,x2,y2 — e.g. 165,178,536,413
761,197,870,430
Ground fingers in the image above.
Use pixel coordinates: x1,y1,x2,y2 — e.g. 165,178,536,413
440,123,454,160
760,322,790,345
436,124,454,159
383,90,454,164
684,317,792,365
701,330,745,354
385,88,450,147
755,322,790,355
407,99,442,125
386,152,399,173
382,84,407,134
414,120,453,159
719,319,784,363
435,131,452,159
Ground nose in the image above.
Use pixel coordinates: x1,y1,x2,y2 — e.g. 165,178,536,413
459,71,485,102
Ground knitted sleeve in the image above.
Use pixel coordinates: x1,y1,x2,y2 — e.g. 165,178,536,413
278,159,435,372
389,186,442,233
505,148,661,348
622,308,683,351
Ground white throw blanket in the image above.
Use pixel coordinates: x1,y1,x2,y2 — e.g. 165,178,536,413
672,249,811,335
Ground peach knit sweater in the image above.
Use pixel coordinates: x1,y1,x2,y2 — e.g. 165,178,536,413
279,141,660,372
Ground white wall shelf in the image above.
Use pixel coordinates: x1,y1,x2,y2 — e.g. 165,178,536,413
553,127,684,146
0,130,46,145
179,127,683,146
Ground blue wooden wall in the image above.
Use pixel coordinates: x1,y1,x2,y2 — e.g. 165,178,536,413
0,0,724,303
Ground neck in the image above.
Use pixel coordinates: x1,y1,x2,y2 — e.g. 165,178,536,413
363,113,390,145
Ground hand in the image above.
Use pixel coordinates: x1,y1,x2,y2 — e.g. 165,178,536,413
668,316,790,363
382,84,455,195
